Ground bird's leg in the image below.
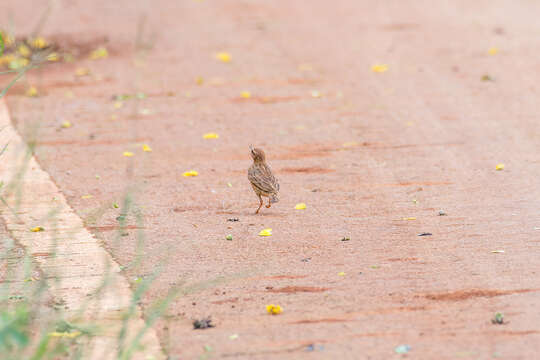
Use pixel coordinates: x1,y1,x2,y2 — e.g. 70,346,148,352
266,197,271,208
255,195,263,214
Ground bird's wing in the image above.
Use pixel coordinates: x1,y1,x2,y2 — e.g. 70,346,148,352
248,164,279,194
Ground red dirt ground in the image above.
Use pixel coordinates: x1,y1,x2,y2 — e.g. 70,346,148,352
3,1,540,359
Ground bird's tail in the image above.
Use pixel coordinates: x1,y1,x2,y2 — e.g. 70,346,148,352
270,194,279,203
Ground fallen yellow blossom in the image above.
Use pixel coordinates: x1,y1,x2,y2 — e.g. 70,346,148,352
142,144,152,152
31,37,48,49
48,331,81,338
215,52,232,62
402,217,416,221
495,163,504,171
240,91,251,98
9,57,29,70
18,44,31,57
123,151,134,157
295,203,306,210
488,47,499,55
371,64,388,73
266,304,282,315
61,121,72,128
342,141,359,148
183,170,199,177
0,54,15,66
258,228,272,236
90,47,108,60
26,86,38,97
338,272,346,276
203,133,219,139
81,195,93,199
30,226,44,232
47,52,59,61
310,90,322,98
75,67,90,77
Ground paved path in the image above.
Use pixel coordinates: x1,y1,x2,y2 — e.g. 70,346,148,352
0,99,164,359
3,1,540,359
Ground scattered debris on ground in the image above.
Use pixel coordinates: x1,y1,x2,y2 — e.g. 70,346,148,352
491,313,504,325
193,317,214,329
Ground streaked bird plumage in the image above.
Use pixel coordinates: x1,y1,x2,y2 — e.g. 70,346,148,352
248,145,279,213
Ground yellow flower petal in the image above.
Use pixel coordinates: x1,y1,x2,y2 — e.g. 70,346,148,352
90,47,108,60
114,101,123,109
81,195,93,199
183,170,199,177
75,67,90,77
371,64,388,73
25,86,38,97
31,37,48,49
310,90,322,98
298,63,313,72
203,133,219,139
266,304,282,315
0,54,15,66
48,331,81,338
495,163,504,171
61,121,72,128
258,228,272,236
47,52,59,61
215,52,232,62
30,226,44,232
8,57,29,70
402,217,416,220
240,91,251,98
123,151,134,157
142,144,152,152
295,203,306,210
18,44,31,57
196,76,204,85
342,141,359,148
338,272,346,276
488,47,499,55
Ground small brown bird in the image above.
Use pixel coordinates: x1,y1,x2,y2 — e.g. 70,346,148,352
248,145,280,214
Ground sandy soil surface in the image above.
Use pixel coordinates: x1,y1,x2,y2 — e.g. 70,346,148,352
3,1,540,359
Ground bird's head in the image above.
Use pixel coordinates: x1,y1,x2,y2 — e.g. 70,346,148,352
249,145,266,162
